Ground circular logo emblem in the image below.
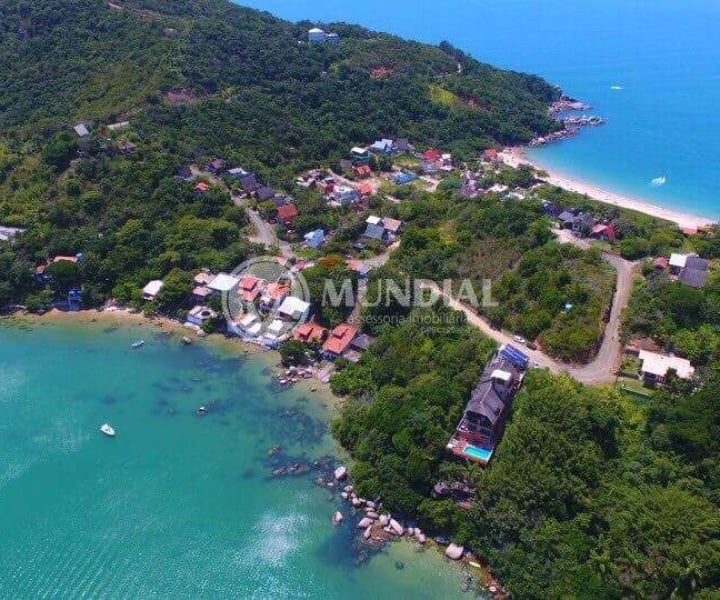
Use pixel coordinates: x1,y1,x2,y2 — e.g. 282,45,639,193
222,256,311,341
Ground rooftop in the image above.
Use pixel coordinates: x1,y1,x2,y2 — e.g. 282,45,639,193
638,350,694,380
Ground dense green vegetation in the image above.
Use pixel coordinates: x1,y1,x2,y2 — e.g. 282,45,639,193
487,244,615,360
333,310,720,598
0,0,559,311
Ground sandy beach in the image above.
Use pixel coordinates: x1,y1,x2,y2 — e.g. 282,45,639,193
501,148,715,231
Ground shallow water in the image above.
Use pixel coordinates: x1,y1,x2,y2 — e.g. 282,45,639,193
0,319,473,598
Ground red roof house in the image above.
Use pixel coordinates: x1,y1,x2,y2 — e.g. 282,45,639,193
423,149,442,161
483,148,499,162
322,324,359,358
194,181,211,193
591,224,617,241
358,183,374,197
353,165,372,178
294,323,329,344
277,203,299,225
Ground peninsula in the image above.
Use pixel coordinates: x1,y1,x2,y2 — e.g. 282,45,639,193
2,1,720,599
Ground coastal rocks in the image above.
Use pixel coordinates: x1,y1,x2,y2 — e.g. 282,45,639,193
415,530,427,544
445,544,465,560
334,466,348,481
357,517,374,529
333,511,344,525
379,514,389,527
363,526,372,540
389,519,404,536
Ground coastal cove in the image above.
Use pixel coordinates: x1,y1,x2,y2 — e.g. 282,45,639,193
241,0,720,221
0,316,473,599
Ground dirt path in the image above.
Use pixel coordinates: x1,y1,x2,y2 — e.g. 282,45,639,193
427,231,638,385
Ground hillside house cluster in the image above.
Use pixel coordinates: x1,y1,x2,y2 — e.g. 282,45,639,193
421,149,453,174
546,203,618,240
447,345,528,466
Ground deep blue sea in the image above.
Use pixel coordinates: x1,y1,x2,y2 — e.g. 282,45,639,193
240,0,720,219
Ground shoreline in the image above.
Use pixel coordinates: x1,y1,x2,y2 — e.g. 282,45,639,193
1,307,340,407
501,147,716,231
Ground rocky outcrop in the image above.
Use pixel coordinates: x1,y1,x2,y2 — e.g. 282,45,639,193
334,466,348,481
333,511,344,525
445,543,464,560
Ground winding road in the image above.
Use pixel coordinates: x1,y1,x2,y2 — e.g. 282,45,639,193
236,186,636,385
429,230,638,385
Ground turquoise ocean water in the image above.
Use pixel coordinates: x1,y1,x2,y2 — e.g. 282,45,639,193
0,319,470,598
240,0,720,219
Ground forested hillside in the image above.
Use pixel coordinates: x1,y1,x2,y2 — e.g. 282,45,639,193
0,0,559,307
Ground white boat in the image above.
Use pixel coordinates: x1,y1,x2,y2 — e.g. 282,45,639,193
610,85,623,90
650,175,667,186
100,423,116,437
131,340,145,348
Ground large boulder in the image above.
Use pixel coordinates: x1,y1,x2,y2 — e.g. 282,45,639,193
333,511,344,525
334,466,348,481
379,514,390,527
415,530,427,544
389,519,404,536
363,526,372,540
445,544,464,560
357,517,373,529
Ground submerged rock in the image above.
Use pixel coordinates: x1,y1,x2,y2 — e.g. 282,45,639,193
333,511,344,525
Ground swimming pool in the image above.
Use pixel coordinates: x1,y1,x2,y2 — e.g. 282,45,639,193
463,444,493,462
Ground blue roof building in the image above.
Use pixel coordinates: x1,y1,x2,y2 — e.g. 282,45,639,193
304,229,325,249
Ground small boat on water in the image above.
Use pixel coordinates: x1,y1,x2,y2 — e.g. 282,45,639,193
100,423,116,437
650,175,667,186
610,85,623,90
131,340,145,348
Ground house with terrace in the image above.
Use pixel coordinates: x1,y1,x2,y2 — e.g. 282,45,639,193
447,346,527,466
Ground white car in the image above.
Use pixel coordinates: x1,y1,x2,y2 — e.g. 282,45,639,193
513,335,527,345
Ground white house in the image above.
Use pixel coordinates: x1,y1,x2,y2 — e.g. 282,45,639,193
142,280,164,300
669,253,688,273
73,123,90,137
208,273,240,294
277,296,311,322
308,27,326,42
638,350,694,384
186,305,217,327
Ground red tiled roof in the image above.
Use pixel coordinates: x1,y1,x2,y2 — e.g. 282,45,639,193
354,165,372,177
264,282,290,301
423,149,441,160
194,181,211,192
483,148,499,160
294,323,329,344
653,257,669,270
322,323,359,356
277,203,298,223
239,275,260,292
358,183,374,196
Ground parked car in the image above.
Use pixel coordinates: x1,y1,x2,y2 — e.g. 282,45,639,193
513,335,527,345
